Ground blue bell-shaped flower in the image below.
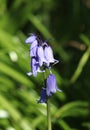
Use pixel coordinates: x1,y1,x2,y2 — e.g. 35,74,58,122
44,46,58,66
46,74,62,96
38,88,47,103
36,46,46,66
30,40,38,57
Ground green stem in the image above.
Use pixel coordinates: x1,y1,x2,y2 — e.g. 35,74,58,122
43,71,52,130
47,99,52,130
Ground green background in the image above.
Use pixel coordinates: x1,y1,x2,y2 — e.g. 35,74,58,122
0,0,90,130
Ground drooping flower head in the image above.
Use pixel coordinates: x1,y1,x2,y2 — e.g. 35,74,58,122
46,74,57,96
38,88,47,103
36,45,47,66
27,57,44,77
44,46,55,62
46,74,62,96
25,34,59,77
44,45,57,67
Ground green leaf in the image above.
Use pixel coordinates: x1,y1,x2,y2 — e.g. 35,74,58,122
54,101,88,119
80,34,90,46
0,62,34,87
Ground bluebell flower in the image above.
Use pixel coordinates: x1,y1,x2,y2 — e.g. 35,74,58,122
25,34,37,44
46,74,62,96
36,45,46,66
27,57,44,77
38,88,47,103
30,40,38,57
27,57,38,77
44,45,58,66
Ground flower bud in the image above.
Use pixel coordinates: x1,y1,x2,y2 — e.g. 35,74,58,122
25,34,36,44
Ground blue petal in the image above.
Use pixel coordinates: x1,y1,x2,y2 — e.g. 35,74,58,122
30,40,38,57
46,74,57,96
25,34,37,44
37,46,46,66
31,57,39,77
30,57,44,77
44,46,55,63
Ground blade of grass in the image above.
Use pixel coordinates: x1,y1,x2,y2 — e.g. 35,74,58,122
0,62,34,87
54,101,88,119
70,47,90,83
0,94,32,130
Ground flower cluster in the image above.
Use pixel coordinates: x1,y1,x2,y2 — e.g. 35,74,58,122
25,33,59,77
25,33,62,103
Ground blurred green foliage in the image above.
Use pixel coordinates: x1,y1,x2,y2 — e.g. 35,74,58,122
0,0,90,130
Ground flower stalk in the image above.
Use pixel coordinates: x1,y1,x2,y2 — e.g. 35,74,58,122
44,71,52,130
47,99,52,130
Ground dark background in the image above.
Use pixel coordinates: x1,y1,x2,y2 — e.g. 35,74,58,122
0,0,90,130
